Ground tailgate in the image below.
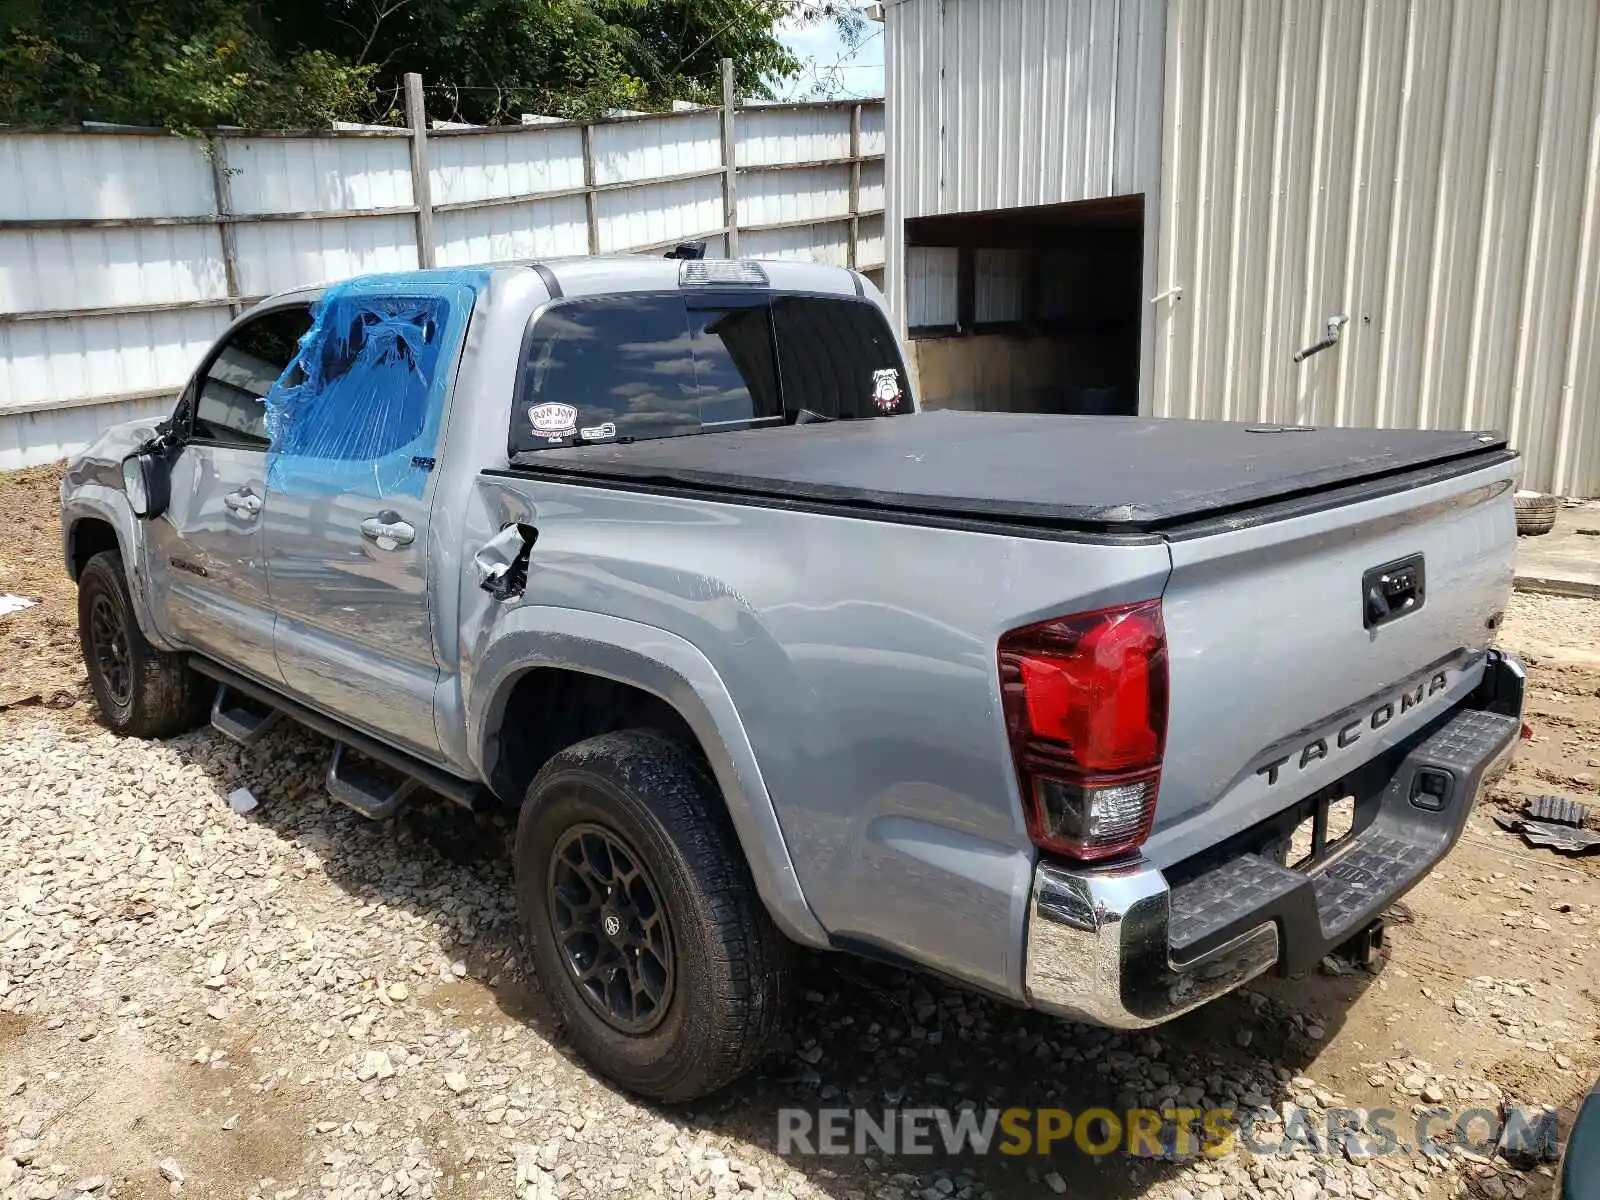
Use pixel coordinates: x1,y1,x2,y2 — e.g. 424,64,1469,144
1144,457,1519,867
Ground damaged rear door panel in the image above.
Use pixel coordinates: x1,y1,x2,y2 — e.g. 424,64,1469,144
262,276,482,759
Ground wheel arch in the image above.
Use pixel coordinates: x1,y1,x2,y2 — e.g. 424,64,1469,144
469,609,827,948
61,495,177,651
65,514,121,582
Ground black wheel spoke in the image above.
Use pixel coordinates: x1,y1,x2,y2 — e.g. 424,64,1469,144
547,821,675,1034
87,593,133,707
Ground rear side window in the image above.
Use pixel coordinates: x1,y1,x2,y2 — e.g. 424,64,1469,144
271,295,451,461
511,292,908,455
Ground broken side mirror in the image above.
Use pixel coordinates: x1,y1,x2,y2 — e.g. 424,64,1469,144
123,450,172,520
474,522,537,601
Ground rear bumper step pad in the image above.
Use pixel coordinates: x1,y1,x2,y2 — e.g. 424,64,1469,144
1167,705,1519,974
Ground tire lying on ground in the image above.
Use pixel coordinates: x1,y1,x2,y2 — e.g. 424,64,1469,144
513,729,791,1102
1514,490,1559,537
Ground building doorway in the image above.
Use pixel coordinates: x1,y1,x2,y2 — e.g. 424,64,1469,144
903,195,1144,417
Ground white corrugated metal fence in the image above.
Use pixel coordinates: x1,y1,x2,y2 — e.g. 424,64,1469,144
0,87,885,469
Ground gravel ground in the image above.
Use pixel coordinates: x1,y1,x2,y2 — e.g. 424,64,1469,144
3,466,1598,1200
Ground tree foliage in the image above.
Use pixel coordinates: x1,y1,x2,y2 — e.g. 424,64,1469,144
0,0,863,130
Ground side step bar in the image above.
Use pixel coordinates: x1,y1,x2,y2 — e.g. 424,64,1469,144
189,656,487,814
211,684,281,747
326,742,417,820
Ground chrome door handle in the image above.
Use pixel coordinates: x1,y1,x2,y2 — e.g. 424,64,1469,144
361,513,415,548
223,489,263,517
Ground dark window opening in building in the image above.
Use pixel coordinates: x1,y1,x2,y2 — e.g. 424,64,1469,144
904,195,1144,417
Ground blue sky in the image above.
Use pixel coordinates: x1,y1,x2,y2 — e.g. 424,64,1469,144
774,8,885,99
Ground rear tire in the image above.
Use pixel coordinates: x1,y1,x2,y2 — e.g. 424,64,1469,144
514,730,790,1101
77,549,209,737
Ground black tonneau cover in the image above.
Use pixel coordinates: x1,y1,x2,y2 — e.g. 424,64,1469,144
516,411,1512,533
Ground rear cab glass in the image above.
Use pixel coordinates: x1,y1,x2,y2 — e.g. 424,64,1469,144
509,291,910,456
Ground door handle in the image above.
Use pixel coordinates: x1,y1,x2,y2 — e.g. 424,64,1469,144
361,512,416,548
223,489,263,517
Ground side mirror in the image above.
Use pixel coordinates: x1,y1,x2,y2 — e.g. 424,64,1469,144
123,451,172,520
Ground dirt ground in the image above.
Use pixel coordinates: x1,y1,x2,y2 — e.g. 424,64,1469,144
2,463,1597,1200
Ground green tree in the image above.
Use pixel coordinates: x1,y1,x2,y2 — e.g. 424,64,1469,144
0,0,863,130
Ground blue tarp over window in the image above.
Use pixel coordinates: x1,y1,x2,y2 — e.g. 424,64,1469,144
262,270,489,498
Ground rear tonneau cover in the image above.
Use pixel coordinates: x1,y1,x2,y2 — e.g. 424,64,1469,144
514,411,1514,533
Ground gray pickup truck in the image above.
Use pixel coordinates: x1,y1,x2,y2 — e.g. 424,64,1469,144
60,256,1526,1101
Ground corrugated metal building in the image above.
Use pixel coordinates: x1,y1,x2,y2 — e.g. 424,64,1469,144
884,0,1600,496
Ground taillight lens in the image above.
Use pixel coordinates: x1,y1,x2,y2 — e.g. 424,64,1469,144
999,600,1168,862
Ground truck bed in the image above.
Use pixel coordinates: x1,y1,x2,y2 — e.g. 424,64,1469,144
516,411,1513,534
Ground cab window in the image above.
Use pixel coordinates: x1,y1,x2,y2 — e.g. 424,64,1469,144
190,306,314,448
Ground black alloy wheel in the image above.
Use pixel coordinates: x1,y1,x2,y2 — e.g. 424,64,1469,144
547,821,675,1034
87,591,133,708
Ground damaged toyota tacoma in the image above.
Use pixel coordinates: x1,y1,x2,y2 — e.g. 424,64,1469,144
60,257,1526,1101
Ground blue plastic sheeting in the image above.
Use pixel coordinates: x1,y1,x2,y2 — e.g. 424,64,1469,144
263,270,490,498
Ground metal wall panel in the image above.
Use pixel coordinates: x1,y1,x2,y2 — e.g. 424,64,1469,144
740,223,851,267
222,137,412,214
434,196,589,267
595,175,723,250
736,106,852,166
0,308,230,411
1,100,885,467
886,0,1168,363
859,105,886,157
232,215,418,296
590,113,720,185
0,393,170,471
858,215,886,271
974,248,1029,322
0,226,227,311
906,246,960,327
428,127,585,205
1155,0,1600,495
737,164,851,226
860,160,886,215
0,134,213,220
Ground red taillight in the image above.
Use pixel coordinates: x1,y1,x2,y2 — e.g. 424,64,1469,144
999,600,1168,862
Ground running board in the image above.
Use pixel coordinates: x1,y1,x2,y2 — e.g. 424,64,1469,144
188,656,487,813
211,683,281,746
326,742,416,820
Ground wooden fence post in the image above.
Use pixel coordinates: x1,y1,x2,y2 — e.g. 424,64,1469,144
208,137,243,315
582,122,601,255
404,73,437,269
721,58,739,258
848,103,862,270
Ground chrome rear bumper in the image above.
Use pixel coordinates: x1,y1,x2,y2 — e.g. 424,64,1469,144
1025,860,1280,1027
1023,652,1524,1028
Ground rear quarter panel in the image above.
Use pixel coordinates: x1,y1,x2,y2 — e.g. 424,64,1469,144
465,474,1171,1000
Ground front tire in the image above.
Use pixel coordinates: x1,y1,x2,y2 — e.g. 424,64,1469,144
77,549,208,737
514,730,790,1101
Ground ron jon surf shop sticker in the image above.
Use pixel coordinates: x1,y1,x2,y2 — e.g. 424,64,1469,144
528,402,578,442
